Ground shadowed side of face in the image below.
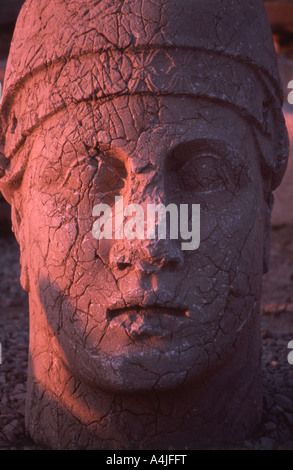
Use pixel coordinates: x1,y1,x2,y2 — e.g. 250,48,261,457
18,94,265,392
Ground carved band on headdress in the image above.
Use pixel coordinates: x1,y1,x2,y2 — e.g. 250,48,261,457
0,46,282,161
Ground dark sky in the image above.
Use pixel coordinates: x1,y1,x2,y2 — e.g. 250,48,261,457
0,1,25,60
0,0,25,25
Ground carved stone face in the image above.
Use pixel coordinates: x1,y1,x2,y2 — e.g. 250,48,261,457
0,0,289,449
20,94,264,392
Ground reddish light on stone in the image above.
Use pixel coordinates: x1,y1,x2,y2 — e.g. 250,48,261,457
0,0,289,450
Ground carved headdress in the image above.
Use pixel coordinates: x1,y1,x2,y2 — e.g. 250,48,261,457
0,0,289,201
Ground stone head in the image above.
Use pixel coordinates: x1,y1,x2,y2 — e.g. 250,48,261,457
0,0,289,449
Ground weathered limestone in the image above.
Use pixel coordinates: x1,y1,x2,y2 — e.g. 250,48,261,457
0,0,289,450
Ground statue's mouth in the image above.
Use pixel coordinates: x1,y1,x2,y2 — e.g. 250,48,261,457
106,305,189,339
107,305,188,319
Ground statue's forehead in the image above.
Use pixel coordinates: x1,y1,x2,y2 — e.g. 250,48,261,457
36,96,250,147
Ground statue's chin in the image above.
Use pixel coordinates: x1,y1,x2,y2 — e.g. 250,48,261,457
66,345,220,394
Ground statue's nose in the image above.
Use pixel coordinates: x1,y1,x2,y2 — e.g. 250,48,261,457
108,169,184,273
109,236,184,274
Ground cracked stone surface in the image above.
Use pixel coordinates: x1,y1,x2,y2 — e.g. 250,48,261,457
0,0,290,449
0,231,293,450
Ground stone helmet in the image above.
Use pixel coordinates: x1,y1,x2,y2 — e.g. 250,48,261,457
0,0,289,210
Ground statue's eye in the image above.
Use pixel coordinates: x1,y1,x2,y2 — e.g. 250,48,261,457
50,137,128,202
63,149,127,196
178,155,226,193
165,140,250,203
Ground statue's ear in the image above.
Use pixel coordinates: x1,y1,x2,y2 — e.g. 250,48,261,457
0,107,10,185
0,111,7,177
0,158,30,292
0,152,8,177
0,106,29,291
253,109,289,274
10,191,30,292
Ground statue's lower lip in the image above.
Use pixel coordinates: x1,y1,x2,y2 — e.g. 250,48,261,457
106,306,189,339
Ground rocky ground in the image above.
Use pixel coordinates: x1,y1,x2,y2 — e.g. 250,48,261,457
0,227,293,451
